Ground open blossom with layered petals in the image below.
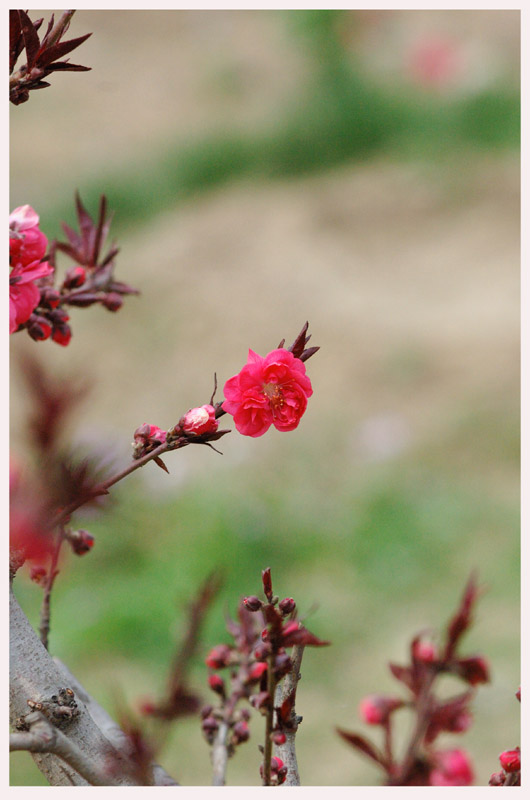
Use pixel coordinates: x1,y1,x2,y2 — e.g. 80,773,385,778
9,205,53,333
222,348,313,437
10,259,53,333
9,205,48,266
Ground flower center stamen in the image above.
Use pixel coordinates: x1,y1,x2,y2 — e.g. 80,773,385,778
262,382,284,413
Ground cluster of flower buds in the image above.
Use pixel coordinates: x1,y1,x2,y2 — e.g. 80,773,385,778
9,194,138,345
132,404,230,463
338,575,490,786
243,568,329,785
489,688,521,786
200,569,328,784
200,601,265,757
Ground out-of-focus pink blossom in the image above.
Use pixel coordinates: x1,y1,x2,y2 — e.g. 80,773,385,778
223,348,312,437
9,205,48,266
180,405,218,436
407,36,462,90
359,694,402,725
429,749,474,786
10,259,53,333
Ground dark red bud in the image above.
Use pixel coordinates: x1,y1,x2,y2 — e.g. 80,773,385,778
102,292,123,312
272,731,286,745
27,316,52,341
201,715,219,734
253,642,271,661
51,323,72,346
66,529,94,555
244,595,263,612
63,265,86,289
232,720,250,744
205,644,232,669
208,674,226,695
40,287,60,308
455,656,490,685
489,771,506,786
279,597,296,615
248,662,268,682
201,705,214,719
515,686,521,702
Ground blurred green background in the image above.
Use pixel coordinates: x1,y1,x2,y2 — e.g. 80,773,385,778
10,9,519,786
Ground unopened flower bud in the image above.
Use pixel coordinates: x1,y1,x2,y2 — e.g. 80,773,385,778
63,265,86,289
40,287,60,308
51,323,72,347
489,771,506,786
207,674,225,696
253,642,271,661
499,748,520,773
49,307,70,324
248,662,267,682
272,731,286,745
201,705,214,719
359,695,403,725
279,597,296,615
27,315,52,341
515,686,521,702
243,595,263,612
412,639,436,662
179,405,218,436
455,656,490,686
205,644,232,669
102,292,124,312
65,529,95,555
232,720,250,745
201,715,219,742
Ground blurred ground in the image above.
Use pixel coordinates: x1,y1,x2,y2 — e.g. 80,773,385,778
10,9,519,787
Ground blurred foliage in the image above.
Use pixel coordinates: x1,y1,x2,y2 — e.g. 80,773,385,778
39,9,519,239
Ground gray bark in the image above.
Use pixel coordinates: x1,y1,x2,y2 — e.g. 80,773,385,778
10,583,177,786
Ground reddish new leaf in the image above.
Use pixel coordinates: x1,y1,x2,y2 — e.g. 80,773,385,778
336,728,386,767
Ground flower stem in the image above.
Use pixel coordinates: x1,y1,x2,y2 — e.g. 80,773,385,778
38,527,65,651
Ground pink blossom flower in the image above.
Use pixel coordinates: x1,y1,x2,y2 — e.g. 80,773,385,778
10,258,53,333
223,348,312,437
430,749,474,786
180,404,218,436
9,205,48,266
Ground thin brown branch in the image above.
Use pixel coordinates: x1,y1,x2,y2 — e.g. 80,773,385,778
38,527,65,650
